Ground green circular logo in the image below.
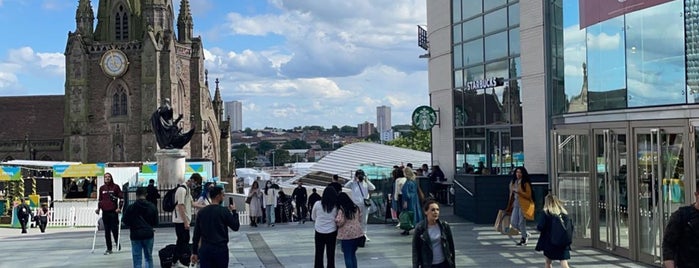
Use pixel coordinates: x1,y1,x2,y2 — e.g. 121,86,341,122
412,106,437,131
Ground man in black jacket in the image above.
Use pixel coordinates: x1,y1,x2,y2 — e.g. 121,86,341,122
122,187,158,268
292,182,308,221
662,180,699,268
190,186,239,268
328,174,343,194
16,197,32,234
146,179,160,208
307,188,321,221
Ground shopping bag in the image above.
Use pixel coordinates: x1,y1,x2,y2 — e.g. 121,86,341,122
494,210,505,232
391,208,398,220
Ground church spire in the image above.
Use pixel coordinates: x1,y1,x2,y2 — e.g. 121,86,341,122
177,0,193,42
75,0,94,38
213,78,224,123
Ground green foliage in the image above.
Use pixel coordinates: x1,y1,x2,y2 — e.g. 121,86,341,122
271,149,291,166
366,133,380,142
232,145,258,168
257,140,275,154
387,129,431,152
244,127,254,136
282,139,311,149
316,139,331,150
340,125,357,133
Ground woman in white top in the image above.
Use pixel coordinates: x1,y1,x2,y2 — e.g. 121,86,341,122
394,168,407,227
263,180,278,227
344,169,376,240
312,186,339,268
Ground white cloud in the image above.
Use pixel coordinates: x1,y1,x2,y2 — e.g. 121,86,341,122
587,32,620,50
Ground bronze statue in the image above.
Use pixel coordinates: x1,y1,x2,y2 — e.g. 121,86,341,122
151,98,195,149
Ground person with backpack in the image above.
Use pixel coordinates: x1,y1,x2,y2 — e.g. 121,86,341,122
535,193,572,268
164,175,194,267
662,180,699,268
506,166,535,246
190,186,240,268
94,172,123,255
16,197,32,234
122,187,158,268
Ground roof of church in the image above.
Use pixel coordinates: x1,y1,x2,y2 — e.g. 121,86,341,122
0,95,64,141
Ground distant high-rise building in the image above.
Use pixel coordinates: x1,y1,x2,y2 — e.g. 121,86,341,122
225,101,243,131
376,105,392,141
357,121,375,137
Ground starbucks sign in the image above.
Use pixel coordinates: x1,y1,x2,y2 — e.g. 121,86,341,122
412,106,437,131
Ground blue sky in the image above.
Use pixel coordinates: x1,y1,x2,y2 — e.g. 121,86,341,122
0,0,428,129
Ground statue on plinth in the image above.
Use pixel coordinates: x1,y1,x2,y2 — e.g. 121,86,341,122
151,98,195,149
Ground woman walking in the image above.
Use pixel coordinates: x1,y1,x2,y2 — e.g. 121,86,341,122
402,167,423,235
263,180,278,227
248,181,262,227
412,199,455,268
312,187,339,268
335,192,364,268
36,203,49,233
344,169,376,240
536,194,571,268
506,166,535,246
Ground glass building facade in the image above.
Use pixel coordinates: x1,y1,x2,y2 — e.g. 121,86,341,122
452,0,523,175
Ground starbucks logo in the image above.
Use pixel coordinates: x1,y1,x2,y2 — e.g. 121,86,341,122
412,106,437,131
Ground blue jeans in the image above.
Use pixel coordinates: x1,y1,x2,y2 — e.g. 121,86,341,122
341,237,360,268
266,205,276,224
131,238,154,268
199,243,229,268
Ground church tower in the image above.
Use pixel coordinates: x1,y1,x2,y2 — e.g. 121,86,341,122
64,0,227,177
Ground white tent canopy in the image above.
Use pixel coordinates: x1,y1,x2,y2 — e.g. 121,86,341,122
236,168,271,185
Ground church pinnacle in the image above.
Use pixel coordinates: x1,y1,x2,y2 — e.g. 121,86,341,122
177,0,194,42
213,78,224,123
75,0,94,37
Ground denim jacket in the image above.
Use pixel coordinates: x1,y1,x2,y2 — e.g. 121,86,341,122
412,219,455,268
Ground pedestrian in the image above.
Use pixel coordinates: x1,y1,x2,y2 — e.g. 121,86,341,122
506,166,535,246
536,193,572,268
402,167,423,235
394,168,406,228
189,173,203,201
308,188,321,221
122,187,158,268
36,203,49,233
292,181,308,221
247,181,262,227
412,199,455,268
16,197,32,234
263,180,278,227
146,179,160,208
328,174,343,194
429,165,445,182
312,186,338,268
173,174,195,267
94,172,123,255
190,186,240,268
662,180,699,268
344,169,375,241
335,192,363,268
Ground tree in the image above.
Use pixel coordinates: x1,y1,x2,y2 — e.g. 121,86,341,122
257,140,275,154
282,139,311,149
244,127,254,136
271,149,291,167
366,133,380,142
316,139,331,150
232,145,258,168
387,128,431,152
330,125,340,133
340,125,357,133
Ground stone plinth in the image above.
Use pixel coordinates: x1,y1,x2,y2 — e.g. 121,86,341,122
155,149,187,186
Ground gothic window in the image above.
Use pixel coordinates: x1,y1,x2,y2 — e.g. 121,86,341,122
112,85,128,116
115,5,129,41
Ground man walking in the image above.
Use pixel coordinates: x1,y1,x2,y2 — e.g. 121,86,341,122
173,176,194,267
328,174,343,194
95,173,123,255
122,187,158,268
292,182,308,221
16,197,32,234
146,179,160,208
662,180,699,268
307,188,321,221
190,186,240,268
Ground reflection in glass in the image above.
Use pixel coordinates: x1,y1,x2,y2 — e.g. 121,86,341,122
587,17,627,111
454,70,463,88
626,1,685,107
454,44,463,68
509,3,520,26
463,39,484,66
562,0,586,113
463,17,483,41
556,133,591,240
488,129,511,174
453,23,463,44
687,1,699,103
484,8,507,34
465,65,485,81
462,0,482,20
452,0,462,22
484,0,507,12
509,28,520,56
486,60,508,79
485,31,508,61
595,132,629,250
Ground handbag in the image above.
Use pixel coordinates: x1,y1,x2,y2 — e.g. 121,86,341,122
358,182,371,207
399,211,415,230
245,196,252,204
357,235,367,247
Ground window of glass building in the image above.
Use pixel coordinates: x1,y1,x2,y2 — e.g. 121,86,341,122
485,31,508,61
586,16,626,111
453,23,463,44
454,43,463,68
509,27,520,56
462,18,482,41
462,0,482,20
484,8,507,34
508,3,520,26
463,39,484,66
453,0,462,22
484,0,507,12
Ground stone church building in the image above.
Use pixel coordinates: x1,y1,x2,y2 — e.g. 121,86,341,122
0,0,232,178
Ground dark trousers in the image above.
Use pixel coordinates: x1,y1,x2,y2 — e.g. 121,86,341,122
39,216,47,233
174,223,191,265
296,200,307,220
19,218,28,233
314,230,337,268
199,243,229,268
103,211,119,251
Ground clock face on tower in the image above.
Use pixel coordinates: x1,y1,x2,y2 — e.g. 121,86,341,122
100,49,129,78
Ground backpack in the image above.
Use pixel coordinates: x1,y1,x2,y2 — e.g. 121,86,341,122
550,213,574,247
162,185,185,212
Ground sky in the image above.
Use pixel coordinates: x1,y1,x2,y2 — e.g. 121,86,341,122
0,0,428,130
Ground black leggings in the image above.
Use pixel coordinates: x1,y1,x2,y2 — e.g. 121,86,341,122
102,211,119,251
314,231,337,268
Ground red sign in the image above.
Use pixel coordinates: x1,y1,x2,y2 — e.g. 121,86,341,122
579,0,673,29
